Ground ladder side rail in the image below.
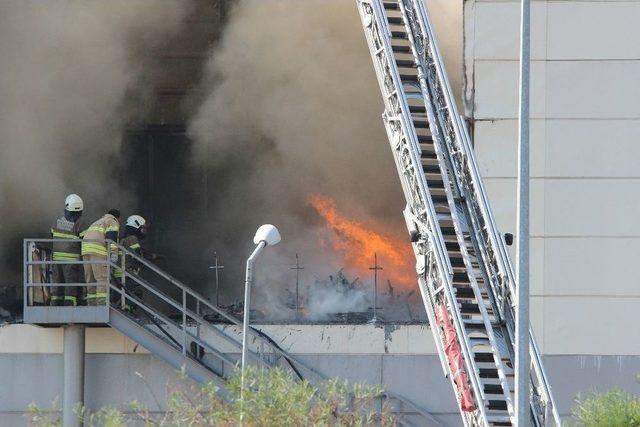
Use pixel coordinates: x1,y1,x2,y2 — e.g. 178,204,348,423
493,234,562,426
407,2,560,424
406,0,510,318
368,0,488,418
397,0,516,420
460,121,561,425
361,2,490,422
362,0,454,280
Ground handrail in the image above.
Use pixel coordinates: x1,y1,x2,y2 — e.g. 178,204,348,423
111,283,239,368
121,271,272,368
113,242,311,379
23,238,307,378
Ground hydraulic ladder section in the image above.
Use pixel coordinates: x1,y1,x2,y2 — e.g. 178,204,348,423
356,1,560,425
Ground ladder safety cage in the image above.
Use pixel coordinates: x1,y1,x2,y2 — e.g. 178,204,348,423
356,1,560,425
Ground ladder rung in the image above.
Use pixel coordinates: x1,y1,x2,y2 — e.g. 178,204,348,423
392,44,411,53
474,352,494,363
396,59,416,67
459,303,480,315
452,272,469,283
488,400,509,411
400,73,419,82
484,384,505,395
384,2,400,11
427,179,444,189
479,368,499,378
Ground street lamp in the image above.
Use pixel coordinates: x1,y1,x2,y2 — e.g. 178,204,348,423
241,224,281,394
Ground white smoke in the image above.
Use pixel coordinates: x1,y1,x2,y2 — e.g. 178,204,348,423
187,0,462,316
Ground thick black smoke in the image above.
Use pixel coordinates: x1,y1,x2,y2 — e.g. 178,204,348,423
0,1,192,309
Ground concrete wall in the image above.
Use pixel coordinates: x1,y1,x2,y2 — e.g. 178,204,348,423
2,325,639,426
464,0,640,356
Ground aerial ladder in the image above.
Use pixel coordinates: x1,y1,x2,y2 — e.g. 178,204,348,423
356,1,560,425
23,239,443,426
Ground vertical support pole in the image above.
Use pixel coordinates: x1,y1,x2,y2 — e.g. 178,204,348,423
516,0,531,424
369,253,383,322
24,240,29,309
182,289,187,355
290,253,304,319
106,243,111,307
196,300,201,340
214,253,220,307
120,251,126,310
209,252,224,307
63,325,85,427
241,242,265,402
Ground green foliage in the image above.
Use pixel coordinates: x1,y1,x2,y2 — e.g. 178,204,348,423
28,402,60,427
29,367,395,427
573,388,640,427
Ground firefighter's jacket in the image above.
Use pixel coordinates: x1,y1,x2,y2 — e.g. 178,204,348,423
51,215,81,261
81,214,119,257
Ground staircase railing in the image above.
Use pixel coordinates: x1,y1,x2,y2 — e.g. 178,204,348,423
23,238,315,382
23,237,443,426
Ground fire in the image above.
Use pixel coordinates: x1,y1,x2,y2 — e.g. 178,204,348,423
308,194,415,288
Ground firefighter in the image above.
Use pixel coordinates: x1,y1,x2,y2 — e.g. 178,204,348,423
81,209,120,306
113,215,147,308
50,194,84,306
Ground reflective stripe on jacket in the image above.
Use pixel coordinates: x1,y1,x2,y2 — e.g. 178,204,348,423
81,214,119,256
51,216,81,261
113,235,141,278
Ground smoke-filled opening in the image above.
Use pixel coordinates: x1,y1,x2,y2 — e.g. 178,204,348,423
1,0,461,324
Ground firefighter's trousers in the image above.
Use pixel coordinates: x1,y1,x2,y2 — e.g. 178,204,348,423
83,254,109,305
51,263,83,306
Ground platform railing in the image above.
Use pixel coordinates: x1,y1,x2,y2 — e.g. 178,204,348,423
23,238,314,381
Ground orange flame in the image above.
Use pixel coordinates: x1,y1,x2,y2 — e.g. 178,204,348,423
308,194,415,288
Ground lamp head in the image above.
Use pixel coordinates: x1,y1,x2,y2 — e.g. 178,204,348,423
253,224,281,246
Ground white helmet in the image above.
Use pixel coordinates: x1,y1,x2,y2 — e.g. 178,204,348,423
65,194,84,212
126,215,146,230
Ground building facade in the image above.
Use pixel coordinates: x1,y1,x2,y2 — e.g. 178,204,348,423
463,0,640,417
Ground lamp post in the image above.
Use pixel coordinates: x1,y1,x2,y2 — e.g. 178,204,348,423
241,224,281,398
516,0,531,424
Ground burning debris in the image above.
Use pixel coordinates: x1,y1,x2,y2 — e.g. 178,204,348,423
305,269,369,321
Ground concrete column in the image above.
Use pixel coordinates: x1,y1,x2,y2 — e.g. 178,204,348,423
63,325,85,427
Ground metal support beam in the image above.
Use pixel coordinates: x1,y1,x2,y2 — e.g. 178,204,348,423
516,0,531,425
63,325,85,427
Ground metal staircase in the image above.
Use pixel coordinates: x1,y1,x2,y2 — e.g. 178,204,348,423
23,239,444,427
356,1,560,425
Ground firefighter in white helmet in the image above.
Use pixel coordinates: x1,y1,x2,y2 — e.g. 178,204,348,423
50,194,84,306
81,209,120,305
113,215,148,309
